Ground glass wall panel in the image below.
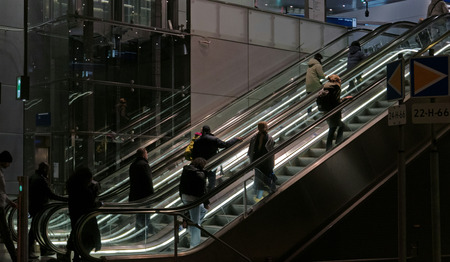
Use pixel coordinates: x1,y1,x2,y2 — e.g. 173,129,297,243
191,0,221,37
177,0,188,30
220,0,254,8
299,20,324,53
273,15,299,51
322,21,346,46
218,4,248,42
248,11,273,46
93,0,111,19
193,0,346,51
25,1,190,183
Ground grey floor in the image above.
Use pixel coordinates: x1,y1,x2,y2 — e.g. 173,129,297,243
0,243,57,262
0,244,13,262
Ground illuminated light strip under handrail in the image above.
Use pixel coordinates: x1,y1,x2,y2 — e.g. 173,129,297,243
101,228,136,244
272,110,309,138
361,49,418,79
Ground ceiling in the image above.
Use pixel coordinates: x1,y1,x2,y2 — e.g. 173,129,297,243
256,0,406,15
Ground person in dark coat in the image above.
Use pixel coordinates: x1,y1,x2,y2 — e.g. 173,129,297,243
427,0,449,17
179,157,209,248
66,167,102,262
347,41,366,91
192,125,242,191
28,162,66,258
427,0,449,39
0,151,17,262
129,148,155,236
248,121,276,202
347,41,366,92
322,75,351,151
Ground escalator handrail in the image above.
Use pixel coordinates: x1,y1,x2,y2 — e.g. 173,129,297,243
337,14,447,83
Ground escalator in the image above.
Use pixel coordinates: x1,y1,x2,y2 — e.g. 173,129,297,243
32,18,426,256
91,20,413,201
9,24,374,241
28,17,436,258
8,25,385,252
12,24,392,233
23,21,416,247
35,15,450,261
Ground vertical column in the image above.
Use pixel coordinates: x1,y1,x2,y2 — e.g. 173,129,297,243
83,0,95,168
152,0,163,139
304,0,325,22
428,49,441,262
17,176,29,262
430,97,441,262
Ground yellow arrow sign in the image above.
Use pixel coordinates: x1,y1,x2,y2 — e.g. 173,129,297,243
388,62,403,95
413,60,447,95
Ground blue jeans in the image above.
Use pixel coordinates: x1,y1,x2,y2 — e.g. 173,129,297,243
182,195,207,248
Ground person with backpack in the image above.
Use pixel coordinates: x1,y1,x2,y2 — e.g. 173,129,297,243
319,75,351,151
179,157,210,248
306,53,325,114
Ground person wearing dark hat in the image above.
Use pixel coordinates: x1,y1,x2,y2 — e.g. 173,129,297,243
0,150,17,262
347,41,366,92
28,162,66,258
306,53,325,114
192,125,242,190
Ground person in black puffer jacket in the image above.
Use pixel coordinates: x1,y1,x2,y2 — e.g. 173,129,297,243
179,157,209,248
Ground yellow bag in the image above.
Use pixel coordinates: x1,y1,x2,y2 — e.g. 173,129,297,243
184,133,201,161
